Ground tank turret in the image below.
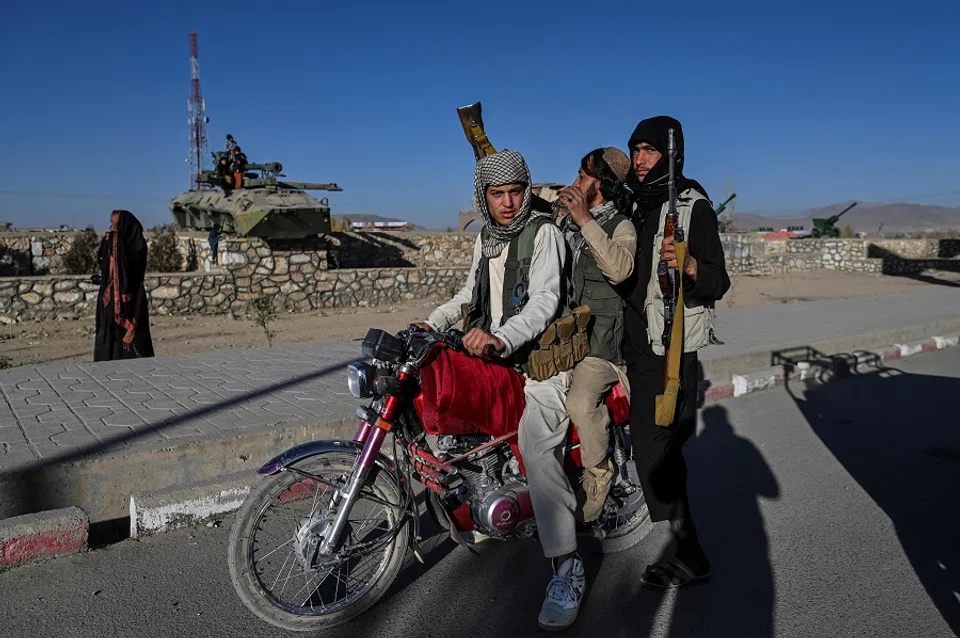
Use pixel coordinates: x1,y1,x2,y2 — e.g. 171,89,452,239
169,152,342,240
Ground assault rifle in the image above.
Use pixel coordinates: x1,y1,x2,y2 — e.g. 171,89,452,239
456,101,553,214
654,128,686,427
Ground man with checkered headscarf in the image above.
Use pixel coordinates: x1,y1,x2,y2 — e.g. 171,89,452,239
556,147,637,525
419,149,588,631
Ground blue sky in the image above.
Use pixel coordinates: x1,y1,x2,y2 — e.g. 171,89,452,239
1,0,958,231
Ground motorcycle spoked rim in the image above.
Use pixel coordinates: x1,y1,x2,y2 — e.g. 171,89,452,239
245,466,404,617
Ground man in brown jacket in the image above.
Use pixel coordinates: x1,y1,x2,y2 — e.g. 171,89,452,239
556,147,637,522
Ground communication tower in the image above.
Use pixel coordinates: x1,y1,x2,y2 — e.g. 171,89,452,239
723,177,736,225
187,30,211,191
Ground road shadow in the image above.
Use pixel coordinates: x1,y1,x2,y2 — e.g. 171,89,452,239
627,404,780,638
338,527,609,638
579,363,780,638
779,351,960,635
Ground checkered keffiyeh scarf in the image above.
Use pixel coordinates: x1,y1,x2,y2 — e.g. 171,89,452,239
475,150,550,258
561,200,619,269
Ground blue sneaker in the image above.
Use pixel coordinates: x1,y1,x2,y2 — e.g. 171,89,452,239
537,554,585,631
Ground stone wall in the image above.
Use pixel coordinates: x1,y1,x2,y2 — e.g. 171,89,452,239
0,268,469,323
866,239,960,276
4,229,959,324
6,229,956,278
0,230,478,276
0,231,207,277
720,236,881,275
868,238,960,260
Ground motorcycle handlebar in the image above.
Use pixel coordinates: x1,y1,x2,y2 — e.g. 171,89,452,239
402,324,502,361
403,324,465,352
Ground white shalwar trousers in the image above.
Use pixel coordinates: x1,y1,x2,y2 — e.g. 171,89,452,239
517,370,577,558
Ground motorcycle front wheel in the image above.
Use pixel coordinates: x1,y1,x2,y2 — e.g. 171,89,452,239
227,451,410,632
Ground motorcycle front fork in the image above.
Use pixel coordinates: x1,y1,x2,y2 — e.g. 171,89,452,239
314,417,385,556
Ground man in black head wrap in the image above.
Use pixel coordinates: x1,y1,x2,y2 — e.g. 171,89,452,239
620,116,731,588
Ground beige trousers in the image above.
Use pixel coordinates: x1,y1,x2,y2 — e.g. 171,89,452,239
566,356,627,469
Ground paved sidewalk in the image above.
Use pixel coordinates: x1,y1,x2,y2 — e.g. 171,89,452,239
1,287,958,473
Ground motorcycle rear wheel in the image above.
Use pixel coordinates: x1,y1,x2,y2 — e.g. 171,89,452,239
580,459,654,555
227,451,410,632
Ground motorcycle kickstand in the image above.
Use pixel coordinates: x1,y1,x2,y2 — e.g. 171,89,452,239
408,494,426,565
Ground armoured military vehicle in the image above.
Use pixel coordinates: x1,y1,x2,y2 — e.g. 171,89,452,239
169,152,342,240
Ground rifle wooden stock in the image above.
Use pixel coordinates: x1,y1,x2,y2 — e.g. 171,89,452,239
654,128,684,427
457,102,497,161
456,101,553,214
654,238,686,426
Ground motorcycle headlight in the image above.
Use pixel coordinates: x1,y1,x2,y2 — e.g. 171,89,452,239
347,361,376,398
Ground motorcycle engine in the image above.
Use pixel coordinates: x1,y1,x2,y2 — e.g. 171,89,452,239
436,436,532,538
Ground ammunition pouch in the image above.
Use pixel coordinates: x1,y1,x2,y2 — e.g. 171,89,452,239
527,305,591,381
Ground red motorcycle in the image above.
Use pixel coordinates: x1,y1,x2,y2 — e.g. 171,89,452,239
227,325,651,632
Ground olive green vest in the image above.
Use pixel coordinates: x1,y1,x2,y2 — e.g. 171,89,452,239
642,188,720,356
461,216,560,374
571,214,628,365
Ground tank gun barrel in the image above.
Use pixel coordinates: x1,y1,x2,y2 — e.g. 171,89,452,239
245,162,284,174
276,181,342,191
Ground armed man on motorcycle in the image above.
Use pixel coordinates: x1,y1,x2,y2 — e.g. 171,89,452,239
620,115,730,589
417,149,589,631
555,147,637,523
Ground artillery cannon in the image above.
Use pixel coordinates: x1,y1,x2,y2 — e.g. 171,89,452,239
715,193,736,216
811,201,858,238
169,152,343,240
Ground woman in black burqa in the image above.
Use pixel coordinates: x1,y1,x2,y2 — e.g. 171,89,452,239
93,209,154,361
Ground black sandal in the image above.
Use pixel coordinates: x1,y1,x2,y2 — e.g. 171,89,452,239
640,556,711,589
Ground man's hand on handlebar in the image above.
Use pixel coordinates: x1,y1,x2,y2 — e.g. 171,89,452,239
412,322,434,331
463,328,505,358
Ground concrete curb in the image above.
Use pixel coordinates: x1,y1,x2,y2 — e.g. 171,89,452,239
0,418,360,527
130,471,257,539
0,506,89,571
720,332,959,400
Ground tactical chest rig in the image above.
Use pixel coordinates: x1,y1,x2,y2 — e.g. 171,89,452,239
461,217,590,381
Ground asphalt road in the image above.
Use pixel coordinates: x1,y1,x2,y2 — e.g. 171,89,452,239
2,347,959,638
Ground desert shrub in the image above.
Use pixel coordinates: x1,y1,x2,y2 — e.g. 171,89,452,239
249,292,278,347
147,228,183,273
62,226,101,275
839,224,857,238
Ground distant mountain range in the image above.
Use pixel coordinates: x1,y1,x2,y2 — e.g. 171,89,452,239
729,202,960,234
